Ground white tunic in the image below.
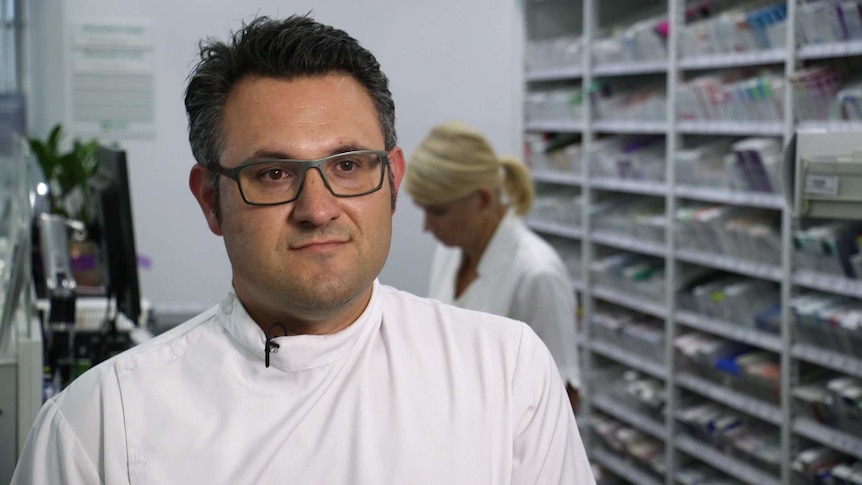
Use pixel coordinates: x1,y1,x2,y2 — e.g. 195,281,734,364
12,281,595,484
429,211,581,387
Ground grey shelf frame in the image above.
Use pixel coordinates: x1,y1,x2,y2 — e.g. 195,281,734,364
523,1,862,483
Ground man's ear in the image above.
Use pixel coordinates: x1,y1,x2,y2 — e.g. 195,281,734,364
189,164,223,236
387,147,406,213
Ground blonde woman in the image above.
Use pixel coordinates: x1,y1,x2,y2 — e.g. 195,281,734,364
407,120,581,412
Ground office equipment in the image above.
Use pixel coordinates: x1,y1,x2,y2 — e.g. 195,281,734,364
89,145,142,327
37,213,81,390
791,129,862,220
79,145,143,365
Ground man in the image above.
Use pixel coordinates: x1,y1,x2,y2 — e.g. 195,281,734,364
12,15,595,484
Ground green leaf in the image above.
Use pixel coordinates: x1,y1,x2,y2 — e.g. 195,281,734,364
46,124,63,154
28,123,103,223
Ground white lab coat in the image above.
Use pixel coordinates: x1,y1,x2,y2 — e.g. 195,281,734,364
429,211,581,387
12,280,595,485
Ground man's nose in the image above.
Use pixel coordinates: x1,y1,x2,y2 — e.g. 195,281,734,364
290,168,340,226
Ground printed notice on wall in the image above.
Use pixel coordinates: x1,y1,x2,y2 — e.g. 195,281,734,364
70,18,155,138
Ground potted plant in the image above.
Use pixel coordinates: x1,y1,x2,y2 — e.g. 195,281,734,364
28,123,100,223
29,123,102,286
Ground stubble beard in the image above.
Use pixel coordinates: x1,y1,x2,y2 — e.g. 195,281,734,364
268,237,380,323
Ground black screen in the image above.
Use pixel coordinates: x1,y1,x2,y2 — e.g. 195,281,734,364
90,145,141,326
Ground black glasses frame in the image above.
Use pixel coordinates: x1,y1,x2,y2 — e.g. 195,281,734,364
214,149,390,206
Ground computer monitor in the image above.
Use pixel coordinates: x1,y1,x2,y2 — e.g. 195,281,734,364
89,145,141,326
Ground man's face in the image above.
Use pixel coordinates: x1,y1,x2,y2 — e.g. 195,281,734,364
191,74,404,330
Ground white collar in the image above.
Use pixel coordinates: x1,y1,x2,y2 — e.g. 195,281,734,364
476,210,522,277
217,280,383,372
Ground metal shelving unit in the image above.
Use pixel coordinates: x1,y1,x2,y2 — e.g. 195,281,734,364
591,339,668,379
524,219,583,239
793,270,862,299
676,373,783,425
678,48,787,70
675,435,782,485
592,285,668,320
589,178,667,196
591,231,666,258
592,394,667,440
525,67,584,83
523,0,862,483
531,170,583,186
592,447,664,485
793,418,862,460
677,120,785,136
674,185,785,209
525,120,584,133
674,249,783,282
797,38,862,59
593,120,669,134
675,310,782,352
593,60,668,76
792,344,862,379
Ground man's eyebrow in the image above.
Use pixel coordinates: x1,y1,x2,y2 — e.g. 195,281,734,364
243,143,376,162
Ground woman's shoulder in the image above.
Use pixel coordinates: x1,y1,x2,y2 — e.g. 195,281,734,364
508,220,568,271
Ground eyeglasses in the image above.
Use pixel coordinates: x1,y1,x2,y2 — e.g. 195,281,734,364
215,150,390,206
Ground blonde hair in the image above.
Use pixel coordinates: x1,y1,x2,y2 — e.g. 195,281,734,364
406,120,534,215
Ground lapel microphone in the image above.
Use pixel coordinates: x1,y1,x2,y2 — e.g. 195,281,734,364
264,322,288,368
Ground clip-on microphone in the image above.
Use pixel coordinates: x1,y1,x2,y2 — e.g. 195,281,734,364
264,322,287,368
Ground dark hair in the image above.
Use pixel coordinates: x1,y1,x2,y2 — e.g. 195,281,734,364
184,14,397,174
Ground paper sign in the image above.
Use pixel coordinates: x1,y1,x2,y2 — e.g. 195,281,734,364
804,174,840,196
70,18,155,138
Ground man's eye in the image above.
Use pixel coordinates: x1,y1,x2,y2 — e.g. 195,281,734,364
258,168,291,181
265,169,284,180
336,160,359,172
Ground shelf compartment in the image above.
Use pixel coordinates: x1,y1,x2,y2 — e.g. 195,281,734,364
591,447,664,485
525,66,583,82
593,285,669,319
532,171,583,186
793,270,862,299
590,339,667,379
676,310,782,352
676,248,783,282
678,49,787,70
590,177,667,196
678,120,784,136
676,373,782,426
674,185,784,210
675,435,781,485
592,394,667,440
593,120,668,134
796,120,862,132
525,219,583,240
794,418,862,460
798,39,862,60
592,231,667,258
593,60,668,76
525,120,584,133
792,343,862,379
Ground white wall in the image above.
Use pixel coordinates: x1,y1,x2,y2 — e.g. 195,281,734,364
27,0,525,314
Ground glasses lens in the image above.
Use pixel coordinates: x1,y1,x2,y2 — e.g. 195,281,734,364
323,152,384,196
236,151,385,205
237,161,303,205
